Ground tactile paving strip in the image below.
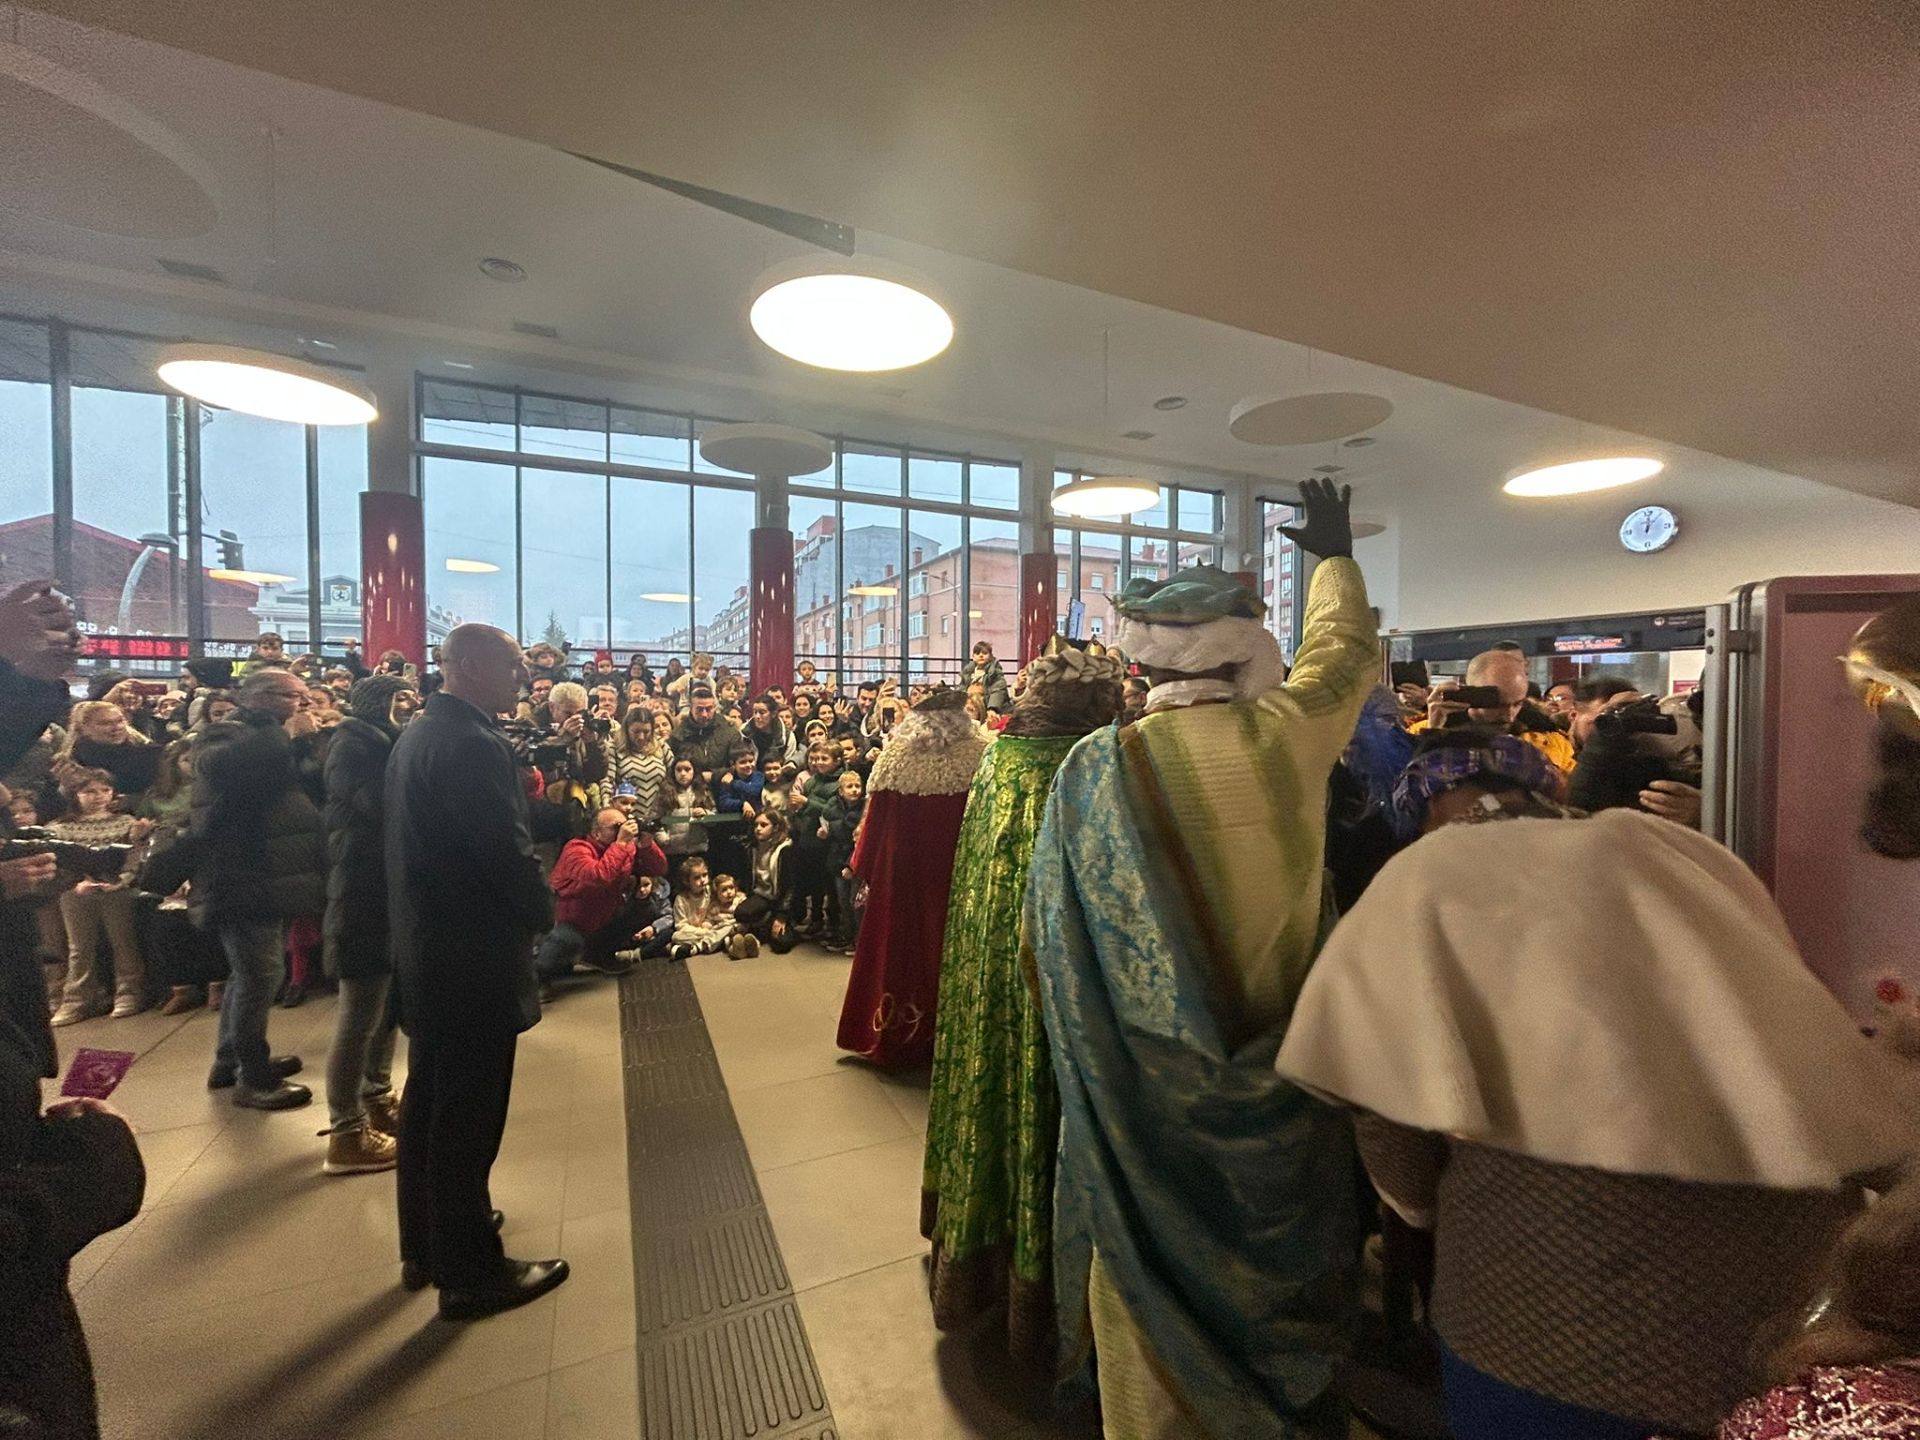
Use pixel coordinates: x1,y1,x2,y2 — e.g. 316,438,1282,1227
620,959,839,1439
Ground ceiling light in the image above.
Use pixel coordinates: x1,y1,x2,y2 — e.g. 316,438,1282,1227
444,360,475,370
478,256,527,283
847,584,899,597
1342,435,1377,449
1152,395,1188,411
445,558,500,573
640,592,699,604
1052,475,1159,519
749,261,953,372
1503,455,1664,497
206,568,296,586
156,343,377,426
967,610,984,619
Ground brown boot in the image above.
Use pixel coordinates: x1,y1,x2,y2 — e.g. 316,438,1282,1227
323,1123,398,1176
205,981,224,1011
363,1090,402,1137
159,985,200,1016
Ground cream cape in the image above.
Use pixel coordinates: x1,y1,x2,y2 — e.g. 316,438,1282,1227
1276,808,1918,1189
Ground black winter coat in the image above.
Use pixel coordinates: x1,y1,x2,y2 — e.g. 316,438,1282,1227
188,709,327,925
322,715,395,980
385,692,552,1041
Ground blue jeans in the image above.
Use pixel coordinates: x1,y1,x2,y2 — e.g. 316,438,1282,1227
213,919,286,1090
1440,1345,1657,1440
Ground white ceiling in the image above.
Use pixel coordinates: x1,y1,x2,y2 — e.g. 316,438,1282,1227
15,0,1919,510
0,7,1853,521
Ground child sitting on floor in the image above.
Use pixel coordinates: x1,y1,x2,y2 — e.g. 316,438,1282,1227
711,872,759,961
669,856,736,961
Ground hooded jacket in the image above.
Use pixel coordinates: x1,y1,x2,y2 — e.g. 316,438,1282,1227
321,675,408,979
189,706,326,925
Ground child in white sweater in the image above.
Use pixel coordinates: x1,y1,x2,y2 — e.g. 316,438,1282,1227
669,857,736,961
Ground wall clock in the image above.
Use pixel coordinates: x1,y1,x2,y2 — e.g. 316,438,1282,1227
1620,505,1679,554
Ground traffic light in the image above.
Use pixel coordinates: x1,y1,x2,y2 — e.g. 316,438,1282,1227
216,530,243,569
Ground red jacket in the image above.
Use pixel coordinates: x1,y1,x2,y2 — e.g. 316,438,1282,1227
548,834,666,934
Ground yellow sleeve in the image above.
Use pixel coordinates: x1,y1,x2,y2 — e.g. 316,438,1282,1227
1523,728,1576,776
1257,556,1379,775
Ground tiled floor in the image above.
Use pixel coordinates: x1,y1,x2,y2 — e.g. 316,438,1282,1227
55,942,1081,1440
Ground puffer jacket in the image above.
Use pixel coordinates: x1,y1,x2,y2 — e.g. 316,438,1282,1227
188,708,326,926
322,714,396,979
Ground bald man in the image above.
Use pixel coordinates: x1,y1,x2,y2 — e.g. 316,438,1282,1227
386,624,567,1319
1418,650,1575,775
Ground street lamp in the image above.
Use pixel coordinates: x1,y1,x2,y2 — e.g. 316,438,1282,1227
117,532,180,635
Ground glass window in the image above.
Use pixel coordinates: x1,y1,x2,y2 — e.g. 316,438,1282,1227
198,409,310,643
518,395,608,464
1127,533,1172,590
67,331,186,637
1178,486,1222,535
907,509,962,680
520,468,608,651
424,458,518,636
420,379,515,451
791,494,838,682
1132,486,1171,531
969,460,1019,511
693,485,754,670
842,444,903,497
610,477,691,656
841,501,902,681
1090,572,1104,591
967,516,1020,665
315,427,368,650
909,613,926,640
0,319,51,536
611,408,691,471
908,453,961,504
1260,500,1303,663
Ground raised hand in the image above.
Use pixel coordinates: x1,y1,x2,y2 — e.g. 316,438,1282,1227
0,581,81,680
1275,476,1355,560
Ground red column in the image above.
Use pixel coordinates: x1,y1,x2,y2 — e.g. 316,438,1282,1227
749,526,794,696
361,491,425,667
1019,551,1056,665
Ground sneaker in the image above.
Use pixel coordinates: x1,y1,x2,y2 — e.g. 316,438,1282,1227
738,934,761,959
110,994,144,1019
668,944,693,962
50,1001,106,1027
233,1080,312,1112
363,1090,401,1137
610,948,644,966
577,950,636,976
323,1123,398,1175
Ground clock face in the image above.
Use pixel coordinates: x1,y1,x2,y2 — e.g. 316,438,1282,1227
1620,505,1678,554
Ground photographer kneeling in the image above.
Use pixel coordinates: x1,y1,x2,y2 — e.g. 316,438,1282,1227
535,807,669,998
1565,682,1703,826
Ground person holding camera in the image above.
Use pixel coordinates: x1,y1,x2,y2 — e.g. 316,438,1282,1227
0,579,146,1440
190,667,326,1110
535,806,668,993
1565,681,1704,826
1416,651,1575,776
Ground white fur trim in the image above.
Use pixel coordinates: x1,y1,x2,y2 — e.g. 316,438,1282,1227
1112,614,1289,701
868,709,990,795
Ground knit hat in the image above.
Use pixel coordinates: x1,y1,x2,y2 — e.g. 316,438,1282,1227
348,672,413,728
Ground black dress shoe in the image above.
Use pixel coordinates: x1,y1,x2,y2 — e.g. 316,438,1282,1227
232,1080,312,1111
207,1055,303,1090
278,982,306,1008
401,1212,506,1292
438,1258,570,1322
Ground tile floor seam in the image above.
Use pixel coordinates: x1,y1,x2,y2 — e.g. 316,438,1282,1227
791,1250,929,1298
750,1129,923,1177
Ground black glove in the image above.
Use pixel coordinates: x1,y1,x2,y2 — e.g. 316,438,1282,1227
1276,476,1355,560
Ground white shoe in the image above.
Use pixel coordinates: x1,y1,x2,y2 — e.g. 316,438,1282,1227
111,994,144,1018
50,1001,103,1027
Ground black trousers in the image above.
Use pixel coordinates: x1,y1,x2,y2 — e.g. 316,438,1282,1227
396,1027,517,1290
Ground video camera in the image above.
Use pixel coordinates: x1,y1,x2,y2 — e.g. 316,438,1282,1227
2,827,132,883
1591,695,1679,739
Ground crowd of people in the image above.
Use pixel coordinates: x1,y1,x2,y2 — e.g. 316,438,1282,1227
3,472,1918,1439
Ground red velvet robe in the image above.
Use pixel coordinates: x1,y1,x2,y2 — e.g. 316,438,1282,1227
835,787,971,1069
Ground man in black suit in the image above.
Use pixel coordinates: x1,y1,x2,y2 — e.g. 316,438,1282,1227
386,623,567,1320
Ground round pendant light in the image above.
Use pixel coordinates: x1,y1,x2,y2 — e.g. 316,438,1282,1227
1504,455,1663,497
1052,475,1160,519
156,343,377,426
748,260,953,372
445,558,500,573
